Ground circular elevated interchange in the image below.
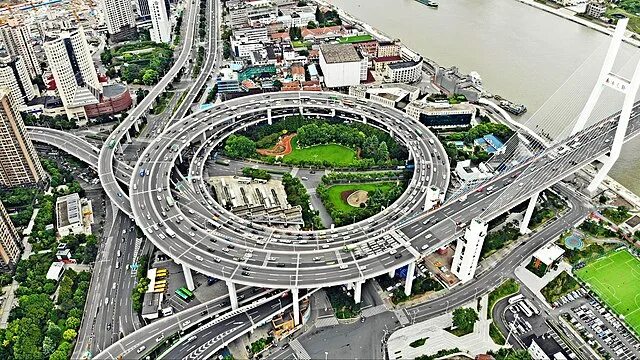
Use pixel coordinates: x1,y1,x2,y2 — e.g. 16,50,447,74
130,91,452,289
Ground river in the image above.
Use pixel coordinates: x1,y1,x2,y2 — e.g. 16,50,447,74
329,0,640,195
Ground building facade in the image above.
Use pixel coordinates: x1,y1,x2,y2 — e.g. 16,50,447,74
43,27,102,119
0,89,46,187
149,0,171,43
319,44,366,88
0,56,37,109
0,21,41,79
584,1,606,18
0,200,21,272
383,60,421,83
102,0,137,41
406,100,475,128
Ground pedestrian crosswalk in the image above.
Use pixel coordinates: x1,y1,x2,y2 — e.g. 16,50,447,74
289,339,311,360
394,309,410,326
361,304,388,317
315,315,339,328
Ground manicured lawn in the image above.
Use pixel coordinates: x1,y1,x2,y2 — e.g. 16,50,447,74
325,182,396,214
283,137,356,167
576,250,640,335
338,34,373,43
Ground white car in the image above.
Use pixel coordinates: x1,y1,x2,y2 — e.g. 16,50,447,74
182,320,191,326
158,233,166,239
195,255,204,261
189,232,196,237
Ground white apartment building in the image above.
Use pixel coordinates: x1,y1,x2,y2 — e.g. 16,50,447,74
0,201,21,272
43,27,102,119
0,56,37,109
451,218,488,283
277,12,315,28
383,60,422,83
149,0,171,43
0,21,41,79
0,88,46,187
319,43,367,88
102,0,137,40
56,193,93,237
233,27,269,43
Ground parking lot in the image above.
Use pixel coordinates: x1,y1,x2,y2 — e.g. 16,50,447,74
560,293,640,360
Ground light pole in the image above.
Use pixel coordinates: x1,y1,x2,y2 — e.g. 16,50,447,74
325,351,328,360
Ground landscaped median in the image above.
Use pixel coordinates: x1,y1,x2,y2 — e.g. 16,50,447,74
486,278,520,345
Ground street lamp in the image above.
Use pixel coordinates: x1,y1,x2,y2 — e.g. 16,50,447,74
325,351,328,360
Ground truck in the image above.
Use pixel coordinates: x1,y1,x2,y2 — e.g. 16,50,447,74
165,228,176,238
165,196,175,207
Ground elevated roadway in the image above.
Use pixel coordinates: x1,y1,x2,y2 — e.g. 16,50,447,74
129,91,640,290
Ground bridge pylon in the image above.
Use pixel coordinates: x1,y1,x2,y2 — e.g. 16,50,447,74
570,18,640,193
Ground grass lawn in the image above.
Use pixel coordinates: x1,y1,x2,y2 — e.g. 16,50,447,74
283,137,356,167
338,34,374,43
576,250,640,335
325,182,397,214
606,9,640,35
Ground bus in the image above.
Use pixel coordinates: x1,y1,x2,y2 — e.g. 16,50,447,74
524,299,540,315
170,143,180,152
155,280,167,287
165,228,177,238
108,139,117,149
181,287,194,298
175,288,190,301
415,129,423,137
518,302,534,317
508,294,524,305
166,196,175,207
154,285,167,293
156,269,168,278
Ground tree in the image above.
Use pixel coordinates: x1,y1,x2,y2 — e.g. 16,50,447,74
224,135,256,158
65,316,80,330
142,69,159,85
307,21,317,29
289,26,302,41
100,48,113,65
362,135,379,159
376,141,389,162
62,328,77,341
452,307,478,333
42,336,56,356
490,348,532,360
315,6,325,24
272,79,283,90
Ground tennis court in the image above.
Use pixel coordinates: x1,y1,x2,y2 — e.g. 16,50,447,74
576,250,640,335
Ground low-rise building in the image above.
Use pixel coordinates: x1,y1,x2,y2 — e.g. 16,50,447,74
455,160,493,182
318,43,367,88
377,40,401,57
372,55,402,73
406,100,476,128
525,334,572,360
434,66,483,102
529,243,565,276
216,68,241,93
383,59,422,83
584,0,606,18
55,193,94,237
46,261,65,281
290,64,305,82
473,134,505,154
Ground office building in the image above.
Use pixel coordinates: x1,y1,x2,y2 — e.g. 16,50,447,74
216,68,240,93
0,200,21,272
0,89,46,187
43,27,101,119
149,0,171,43
406,100,475,128
434,66,483,102
102,0,137,41
451,218,488,283
0,56,37,109
319,44,367,88
0,21,41,79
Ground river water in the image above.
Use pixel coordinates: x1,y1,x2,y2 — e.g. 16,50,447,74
329,0,640,195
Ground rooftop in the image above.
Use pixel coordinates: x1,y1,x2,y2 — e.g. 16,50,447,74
56,193,81,228
387,60,421,70
338,34,374,44
532,243,565,266
320,43,362,64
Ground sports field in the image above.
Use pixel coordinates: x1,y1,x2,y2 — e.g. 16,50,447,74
575,250,640,335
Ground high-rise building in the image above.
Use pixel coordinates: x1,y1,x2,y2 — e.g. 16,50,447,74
102,0,137,41
43,27,101,119
0,21,41,79
149,0,171,43
0,200,21,272
451,218,488,283
0,55,37,109
137,0,151,19
0,88,46,187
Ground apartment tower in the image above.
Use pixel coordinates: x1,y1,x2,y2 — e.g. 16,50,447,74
0,88,46,187
0,200,21,272
43,27,101,119
0,21,41,79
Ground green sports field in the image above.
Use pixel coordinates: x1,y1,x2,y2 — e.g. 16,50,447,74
575,250,640,335
283,138,356,167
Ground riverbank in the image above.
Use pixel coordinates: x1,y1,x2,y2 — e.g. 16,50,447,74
515,0,640,48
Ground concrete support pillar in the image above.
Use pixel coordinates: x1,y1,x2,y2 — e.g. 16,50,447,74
361,114,367,124
331,109,336,117
299,106,303,115
125,131,132,143
388,269,395,278
267,108,272,125
178,152,183,163
346,282,353,291
520,191,539,235
182,263,195,291
354,281,363,304
408,151,413,161
134,121,140,132
451,218,488,283
226,281,238,310
202,132,206,143
404,262,415,296
292,288,300,326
